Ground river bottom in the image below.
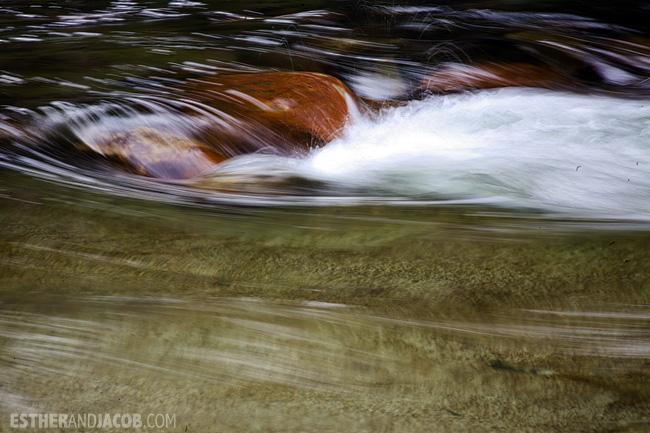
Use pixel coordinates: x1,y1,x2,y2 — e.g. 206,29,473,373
0,295,648,433
0,175,649,432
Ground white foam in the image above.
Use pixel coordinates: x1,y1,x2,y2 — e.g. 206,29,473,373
300,89,650,216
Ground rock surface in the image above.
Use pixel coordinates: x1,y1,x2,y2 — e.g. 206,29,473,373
83,126,226,179
414,62,573,95
183,71,363,152
80,72,362,179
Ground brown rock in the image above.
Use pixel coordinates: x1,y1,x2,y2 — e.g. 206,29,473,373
414,62,573,95
183,71,364,151
82,126,226,179
78,72,362,180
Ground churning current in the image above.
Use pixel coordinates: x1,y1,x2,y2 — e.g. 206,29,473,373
304,89,650,218
1,0,650,221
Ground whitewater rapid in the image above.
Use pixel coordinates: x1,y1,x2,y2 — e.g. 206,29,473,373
209,87,650,217
292,88,650,218
3,87,650,221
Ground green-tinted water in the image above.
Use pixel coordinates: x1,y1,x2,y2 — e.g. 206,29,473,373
2,173,649,432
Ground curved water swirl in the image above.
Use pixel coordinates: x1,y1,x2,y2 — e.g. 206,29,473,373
2,0,650,218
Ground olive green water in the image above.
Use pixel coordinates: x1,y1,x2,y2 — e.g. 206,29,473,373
1,173,649,432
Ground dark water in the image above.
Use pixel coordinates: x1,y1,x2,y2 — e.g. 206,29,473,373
1,1,650,432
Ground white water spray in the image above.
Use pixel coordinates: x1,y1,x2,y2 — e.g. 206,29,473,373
299,88,650,218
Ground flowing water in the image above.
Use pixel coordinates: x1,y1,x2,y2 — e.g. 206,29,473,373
1,1,650,432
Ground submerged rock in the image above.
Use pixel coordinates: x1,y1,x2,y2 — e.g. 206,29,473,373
82,126,226,179
414,62,573,95
79,72,362,180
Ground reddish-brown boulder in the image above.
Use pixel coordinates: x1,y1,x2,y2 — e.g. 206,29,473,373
182,72,364,155
414,62,573,95
79,72,362,180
